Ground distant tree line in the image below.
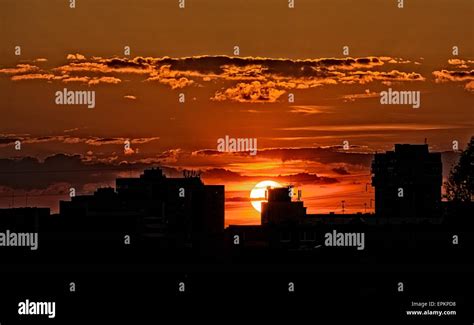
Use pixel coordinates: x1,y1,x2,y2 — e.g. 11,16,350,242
445,136,474,202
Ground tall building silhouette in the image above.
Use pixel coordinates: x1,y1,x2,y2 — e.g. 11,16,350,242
261,187,306,225
371,144,442,223
0,207,49,232
59,168,224,249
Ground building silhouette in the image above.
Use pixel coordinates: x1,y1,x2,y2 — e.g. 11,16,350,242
261,187,306,225
227,185,369,249
0,207,50,232
226,144,447,249
59,168,224,250
371,144,442,223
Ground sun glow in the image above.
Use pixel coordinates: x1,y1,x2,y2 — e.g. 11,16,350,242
249,180,282,213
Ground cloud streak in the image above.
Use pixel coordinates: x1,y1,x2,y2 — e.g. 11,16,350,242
0,54,430,102
432,59,474,92
0,135,160,148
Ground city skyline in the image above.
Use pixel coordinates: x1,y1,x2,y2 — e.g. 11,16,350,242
1,1,472,322
0,140,467,228
0,0,473,225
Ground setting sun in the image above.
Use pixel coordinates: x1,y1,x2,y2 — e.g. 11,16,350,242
249,180,282,213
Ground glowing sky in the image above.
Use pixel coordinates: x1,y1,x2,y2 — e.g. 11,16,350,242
0,0,472,225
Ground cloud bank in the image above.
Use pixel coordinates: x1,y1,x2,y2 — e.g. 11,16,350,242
0,54,430,102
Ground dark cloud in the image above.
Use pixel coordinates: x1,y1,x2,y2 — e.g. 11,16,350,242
332,167,350,175
433,69,474,82
195,146,374,167
0,154,175,190
202,168,338,185
202,168,242,181
226,196,251,202
433,68,474,92
276,172,338,185
0,150,460,199
257,147,374,166
0,138,18,145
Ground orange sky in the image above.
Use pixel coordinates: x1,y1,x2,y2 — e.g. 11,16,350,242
0,0,473,225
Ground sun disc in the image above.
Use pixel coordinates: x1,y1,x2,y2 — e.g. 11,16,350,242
250,180,282,213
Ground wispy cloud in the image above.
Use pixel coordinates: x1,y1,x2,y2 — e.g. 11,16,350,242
0,64,39,74
279,123,472,132
0,135,160,148
290,105,334,114
342,89,379,102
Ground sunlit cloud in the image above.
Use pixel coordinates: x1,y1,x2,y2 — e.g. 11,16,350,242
87,76,121,85
0,54,430,102
433,70,474,92
212,81,286,103
0,135,160,148
433,69,474,82
290,105,334,114
0,64,39,74
342,89,379,102
66,53,87,61
11,73,59,81
465,81,474,92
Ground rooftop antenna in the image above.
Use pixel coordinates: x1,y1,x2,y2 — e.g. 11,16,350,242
183,169,201,178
